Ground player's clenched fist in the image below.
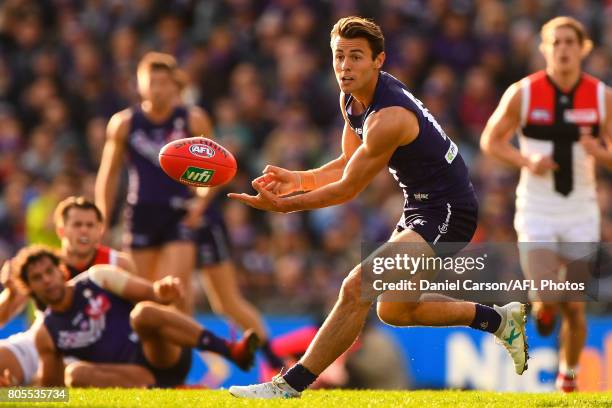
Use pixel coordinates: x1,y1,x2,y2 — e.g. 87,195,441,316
526,154,558,176
153,276,183,305
254,165,301,196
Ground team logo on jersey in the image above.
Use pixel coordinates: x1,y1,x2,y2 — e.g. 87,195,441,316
180,166,215,184
85,294,111,319
563,109,598,124
413,193,429,201
189,144,216,158
530,109,552,122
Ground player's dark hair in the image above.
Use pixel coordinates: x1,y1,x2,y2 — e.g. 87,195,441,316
54,196,103,227
330,16,385,59
12,245,62,289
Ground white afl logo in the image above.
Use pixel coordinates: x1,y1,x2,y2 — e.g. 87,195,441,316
189,144,216,158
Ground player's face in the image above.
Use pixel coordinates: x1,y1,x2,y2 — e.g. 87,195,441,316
138,69,175,108
541,26,584,74
26,257,66,306
59,208,103,257
332,36,384,95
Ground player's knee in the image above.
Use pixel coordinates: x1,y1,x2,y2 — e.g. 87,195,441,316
64,362,92,387
562,302,586,323
339,267,363,305
130,301,159,332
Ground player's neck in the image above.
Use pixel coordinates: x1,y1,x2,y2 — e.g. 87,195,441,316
352,72,380,109
546,67,581,93
141,101,174,122
50,285,74,313
62,248,95,269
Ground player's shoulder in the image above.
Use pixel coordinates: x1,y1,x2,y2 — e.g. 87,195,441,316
107,108,133,139
366,106,418,147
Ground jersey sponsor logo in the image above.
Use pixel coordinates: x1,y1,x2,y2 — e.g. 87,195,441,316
445,141,459,164
529,109,552,122
180,166,215,184
563,109,598,124
189,144,216,158
413,193,429,201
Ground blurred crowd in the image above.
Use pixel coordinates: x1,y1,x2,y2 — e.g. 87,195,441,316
0,0,611,314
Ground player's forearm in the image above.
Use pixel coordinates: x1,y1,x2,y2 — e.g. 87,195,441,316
287,179,358,212
481,138,529,169
89,265,156,303
297,156,347,191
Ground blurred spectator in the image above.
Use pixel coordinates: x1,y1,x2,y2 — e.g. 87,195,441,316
25,171,80,247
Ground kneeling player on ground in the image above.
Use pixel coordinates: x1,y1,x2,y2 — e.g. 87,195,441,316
0,196,135,386
12,246,258,388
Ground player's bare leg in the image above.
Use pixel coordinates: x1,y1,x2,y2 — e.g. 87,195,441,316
556,301,586,392
229,230,528,398
156,242,196,314
520,248,563,336
130,301,258,371
64,361,155,387
201,261,284,368
129,248,159,281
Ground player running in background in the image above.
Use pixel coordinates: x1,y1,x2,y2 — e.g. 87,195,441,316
481,16,612,392
228,17,528,399
95,52,212,313
12,245,257,388
96,50,282,365
0,196,135,386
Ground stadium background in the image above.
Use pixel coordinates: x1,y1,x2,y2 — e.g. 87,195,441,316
0,0,611,392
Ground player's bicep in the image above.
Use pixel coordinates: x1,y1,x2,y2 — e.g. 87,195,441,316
340,140,395,195
481,84,522,148
341,122,361,161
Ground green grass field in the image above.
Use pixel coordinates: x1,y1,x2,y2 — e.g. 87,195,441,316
2,389,611,408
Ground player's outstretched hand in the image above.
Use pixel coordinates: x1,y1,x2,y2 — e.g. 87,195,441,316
527,154,558,176
227,180,293,213
153,276,183,305
253,165,300,197
0,261,16,293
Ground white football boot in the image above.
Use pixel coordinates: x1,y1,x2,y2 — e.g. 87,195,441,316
229,374,301,399
494,302,529,375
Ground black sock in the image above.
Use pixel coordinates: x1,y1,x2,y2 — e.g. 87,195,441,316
261,340,285,369
469,304,502,333
283,363,317,392
197,329,230,357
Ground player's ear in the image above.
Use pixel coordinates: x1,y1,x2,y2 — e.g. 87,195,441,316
56,225,65,239
374,51,385,70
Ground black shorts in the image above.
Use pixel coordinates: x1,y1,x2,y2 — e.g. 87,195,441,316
124,204,196,249
396,199,478,257
195,218,231,267
141,346,192,388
